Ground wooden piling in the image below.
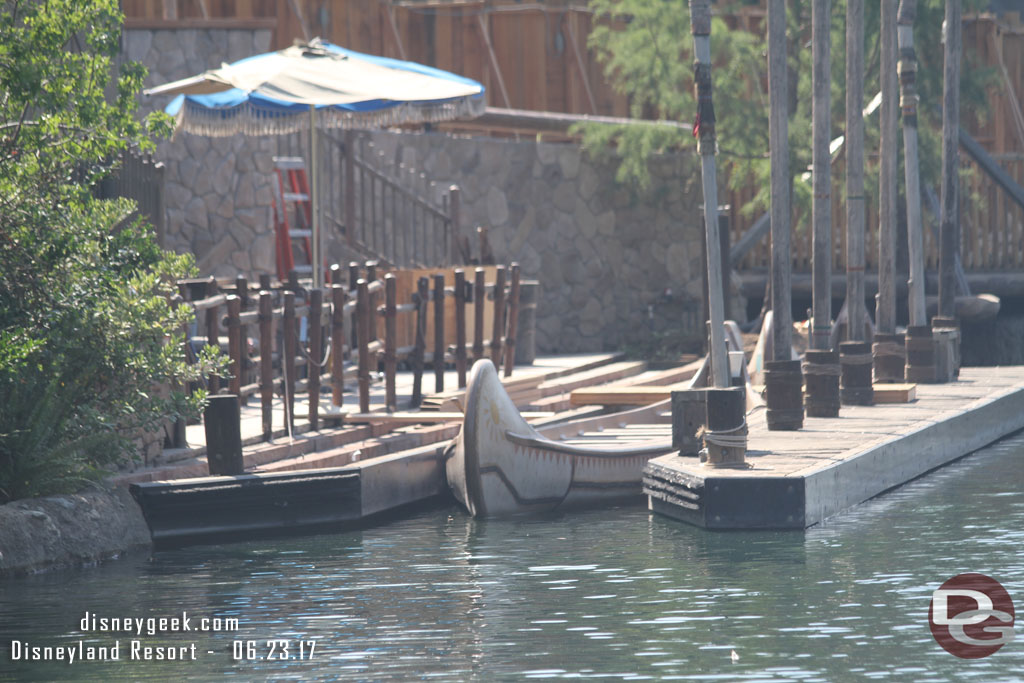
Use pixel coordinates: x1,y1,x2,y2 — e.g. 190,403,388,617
226,295,242,397
702,387,747,468
170,293,188,449
765,359,804,430
356,278,371,413
803,349,841,417
473,268,486,362
932,316,960,382
840,340,874,405
768,0,794,365
503,263,520,378
205,279,221,394
845,0,867,342
385,274,397,410
905,324,936,383
433,273,446,393
811,0,833,351
410,276,429,408
899,0,928,328
454,268,468,387
308,288,322,430
491,265,506,367
449,185,462,264
877,0,899,335
331,284,346,408
259,290,273,441
938,0,962,320
282,291,297,431
873,332,906,383
204,394,243,476
366,261,379,343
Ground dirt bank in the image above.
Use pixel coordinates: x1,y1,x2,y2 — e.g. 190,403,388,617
0,486,151,578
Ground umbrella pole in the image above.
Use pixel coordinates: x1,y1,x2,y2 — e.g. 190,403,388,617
310,107,322,289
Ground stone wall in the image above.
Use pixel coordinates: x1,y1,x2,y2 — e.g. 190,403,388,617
129,28,709,353
364,131,707,353
126,27,279,278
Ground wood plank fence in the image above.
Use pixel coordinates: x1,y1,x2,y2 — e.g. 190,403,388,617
172,261,521,445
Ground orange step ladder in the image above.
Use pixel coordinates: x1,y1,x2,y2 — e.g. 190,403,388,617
272,156,328,282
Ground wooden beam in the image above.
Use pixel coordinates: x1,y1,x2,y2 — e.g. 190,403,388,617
570,385,688,406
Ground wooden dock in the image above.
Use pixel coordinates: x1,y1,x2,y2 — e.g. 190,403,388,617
644,366,1024,529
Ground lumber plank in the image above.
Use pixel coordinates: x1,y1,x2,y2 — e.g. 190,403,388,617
871,383,917,403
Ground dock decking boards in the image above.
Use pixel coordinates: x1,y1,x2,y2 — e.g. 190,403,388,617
644,366,1024,529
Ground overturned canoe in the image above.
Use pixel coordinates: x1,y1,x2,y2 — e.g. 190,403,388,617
446,359,673,517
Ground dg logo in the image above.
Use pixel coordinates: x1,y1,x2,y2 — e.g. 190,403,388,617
929,572,1015,658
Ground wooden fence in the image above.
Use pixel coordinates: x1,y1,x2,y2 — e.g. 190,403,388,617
95,147,167,247
277,131,461,269
173,261,521,444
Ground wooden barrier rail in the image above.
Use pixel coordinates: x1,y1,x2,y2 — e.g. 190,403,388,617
176,261,522,443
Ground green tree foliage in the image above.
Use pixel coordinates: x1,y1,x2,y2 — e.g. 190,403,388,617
577,0,994,223
0,0,219,501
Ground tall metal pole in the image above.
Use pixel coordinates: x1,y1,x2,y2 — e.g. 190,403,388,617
898,0,927,328
310,107,322,289
768,0,792,361
811,0,832,351
689,0,728,389
938,0,962,318
846,0,866,341
877,0,899,334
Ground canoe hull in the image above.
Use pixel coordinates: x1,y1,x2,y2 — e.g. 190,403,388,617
446,360,672,517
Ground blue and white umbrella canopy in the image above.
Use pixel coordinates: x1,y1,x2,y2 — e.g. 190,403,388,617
145,38,486,136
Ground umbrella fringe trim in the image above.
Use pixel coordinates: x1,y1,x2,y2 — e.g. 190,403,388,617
176,96,485,137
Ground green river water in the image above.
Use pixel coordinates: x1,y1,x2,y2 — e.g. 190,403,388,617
1,432,1022,681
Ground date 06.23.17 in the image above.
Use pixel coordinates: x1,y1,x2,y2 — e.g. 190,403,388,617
232,640,317,661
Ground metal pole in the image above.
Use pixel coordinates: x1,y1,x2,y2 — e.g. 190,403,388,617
811,0,832,351
689,0,728,389
846,0,866,341
768,0,793,361
899,0,927,327
309,107,322,289
877,0,899,334
938,0,961,318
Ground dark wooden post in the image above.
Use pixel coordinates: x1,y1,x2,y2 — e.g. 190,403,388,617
767,0,793,362
473,268,486,362
671,389,708,456
205,281,221,394
454,268,468,387
905,324,936,383
803,349,840,417
503,263,521,378
702,387,747,467
811,0,832,351
839,341,874,405
899,0,928,329
204,394,243,476
287,268,300,293
226,295,242,397
258,273,271,292
283,290,297,431
449,185,462,264
411,276,429,408
938,0,962,320
385,274,397,411
259,290,274,441
845,0,867,342
235,275,250,405
331,284,347,408
348,261,361,290
344,130,356,247
491,265,506,367
764,359,804,430
433,273,446,393
356,278,371,413
170,293,188,449
366,261,378,343
308,288,322,430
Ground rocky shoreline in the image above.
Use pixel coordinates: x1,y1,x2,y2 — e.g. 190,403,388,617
0,486,151,578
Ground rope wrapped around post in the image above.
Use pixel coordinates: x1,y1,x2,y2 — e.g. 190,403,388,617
803,348,840,417
872,332,906,383
840,341,875,405
700,387,748,468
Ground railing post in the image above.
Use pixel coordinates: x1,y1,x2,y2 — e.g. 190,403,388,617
491,265,506,368
454,268,467,387
385,274,397,411
205,277,221,394
366,261,379,343
235,275,249,404
473,268,486,362
503,263,521,377
411,276,429,408
331,284,347,408
283,291,297,431
227,295,242,397
344,130,356,247
356,278,371,413
449,185,461,264
170,293,188,449
259,290,274,441
433,273,446,392
308,288,323,430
